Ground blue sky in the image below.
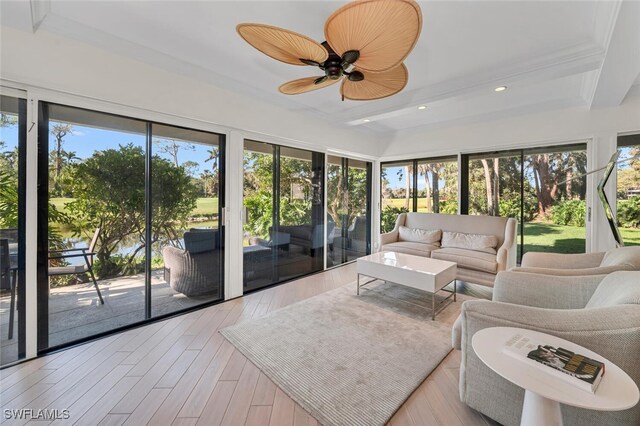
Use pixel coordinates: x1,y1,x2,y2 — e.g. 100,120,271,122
1,119,218,176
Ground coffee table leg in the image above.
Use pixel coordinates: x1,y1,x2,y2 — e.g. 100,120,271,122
357,273,360,295
521,390,562,426
432,292,435,321
454,279,457,302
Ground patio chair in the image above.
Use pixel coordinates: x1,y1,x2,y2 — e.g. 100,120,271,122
48,228,104,304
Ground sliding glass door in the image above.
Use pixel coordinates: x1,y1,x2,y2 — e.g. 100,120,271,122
151,124,224,316
327,155,372,266
380,161,414,232
243,140,324,292
380,157,458,232
617,134,640,246
1,95,26,366
37,103,224,351
462,143,587,262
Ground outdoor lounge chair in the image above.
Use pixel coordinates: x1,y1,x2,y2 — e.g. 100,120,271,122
48,228,104,304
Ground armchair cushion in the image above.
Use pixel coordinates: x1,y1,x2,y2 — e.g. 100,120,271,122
586,271,640,308
432,247,497,273
397,226,441,244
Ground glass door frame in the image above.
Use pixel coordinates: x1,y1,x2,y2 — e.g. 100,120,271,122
461,143,588,263
36,101,226,354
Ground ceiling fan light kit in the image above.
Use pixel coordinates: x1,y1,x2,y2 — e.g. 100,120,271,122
236,0,422,101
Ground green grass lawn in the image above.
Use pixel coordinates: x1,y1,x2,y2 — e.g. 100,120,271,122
51,197,219,215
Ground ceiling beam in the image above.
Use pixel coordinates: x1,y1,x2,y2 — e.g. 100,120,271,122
29,0,50,33
588,0,640,109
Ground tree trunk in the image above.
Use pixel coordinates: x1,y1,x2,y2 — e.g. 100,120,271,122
404,165,411,210
423,167,432,212
481,159,494,215
432,168,440,213
493,158,500,216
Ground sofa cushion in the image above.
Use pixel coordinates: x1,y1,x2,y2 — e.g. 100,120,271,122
441,231,498,254
184,230,218,254
398,226,441,245
431,247,498,273
276,225,313,240
585,271,640,308
381,242,440,257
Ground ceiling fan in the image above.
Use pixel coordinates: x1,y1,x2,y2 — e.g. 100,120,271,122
237,0,422,101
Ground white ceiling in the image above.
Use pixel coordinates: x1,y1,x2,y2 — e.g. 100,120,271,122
2,0,639,135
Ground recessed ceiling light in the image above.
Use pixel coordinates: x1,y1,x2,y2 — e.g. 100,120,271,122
494,86,507,92
417,105,427,110
363,119,371,123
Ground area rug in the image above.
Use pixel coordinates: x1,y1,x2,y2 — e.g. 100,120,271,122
220,281,464,426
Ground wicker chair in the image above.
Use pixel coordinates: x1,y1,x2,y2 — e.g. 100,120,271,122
163,229,222,297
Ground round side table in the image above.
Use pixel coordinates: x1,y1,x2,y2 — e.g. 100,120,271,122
472,326,639,426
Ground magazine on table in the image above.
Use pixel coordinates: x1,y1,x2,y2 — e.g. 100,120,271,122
502,333,605,393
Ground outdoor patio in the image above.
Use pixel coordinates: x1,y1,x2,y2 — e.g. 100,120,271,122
0,270,221,364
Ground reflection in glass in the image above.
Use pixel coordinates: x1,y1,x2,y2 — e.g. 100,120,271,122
243,141,324,292
327,156,371,266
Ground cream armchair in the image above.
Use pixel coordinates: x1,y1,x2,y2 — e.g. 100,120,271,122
511,246,640,276
452,270,640,426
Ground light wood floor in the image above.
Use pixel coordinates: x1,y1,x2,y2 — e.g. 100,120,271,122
0,263,498,426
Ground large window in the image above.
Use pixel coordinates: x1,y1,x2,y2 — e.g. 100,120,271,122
243,140,324,292
617,134,640,246
1,95,26,366
380,157,458,232
463,143,587,261
327,155,372,266
38,103,224,351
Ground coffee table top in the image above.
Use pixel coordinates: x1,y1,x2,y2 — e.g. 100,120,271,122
358,251,455,275
472,326,639,411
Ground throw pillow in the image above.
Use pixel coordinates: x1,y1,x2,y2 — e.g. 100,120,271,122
441,231,498,254
398,226,441,245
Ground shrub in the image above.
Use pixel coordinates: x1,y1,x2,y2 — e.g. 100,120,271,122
380,206,409,233
550,199,586,227
617,196,640,228
438,199,458,215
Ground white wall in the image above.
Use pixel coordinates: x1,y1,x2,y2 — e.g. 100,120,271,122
0,26,383,157
382,95,640,252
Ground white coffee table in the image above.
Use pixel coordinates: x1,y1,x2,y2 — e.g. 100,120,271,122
356,251,457,320
472,326,639,426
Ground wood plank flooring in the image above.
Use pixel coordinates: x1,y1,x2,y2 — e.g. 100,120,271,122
0,263,498,426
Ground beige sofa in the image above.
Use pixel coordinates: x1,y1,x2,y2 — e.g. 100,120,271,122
380,212,517,286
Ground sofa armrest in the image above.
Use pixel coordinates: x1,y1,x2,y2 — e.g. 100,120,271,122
380,230,398,246
510,265,628,276
492,271,605,309
496,218,517,272
520,251,604,269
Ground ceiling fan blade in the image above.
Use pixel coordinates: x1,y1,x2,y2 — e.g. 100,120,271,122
341,64,408,101
237,24,328,66
279,76,339,95
324,0,422,73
